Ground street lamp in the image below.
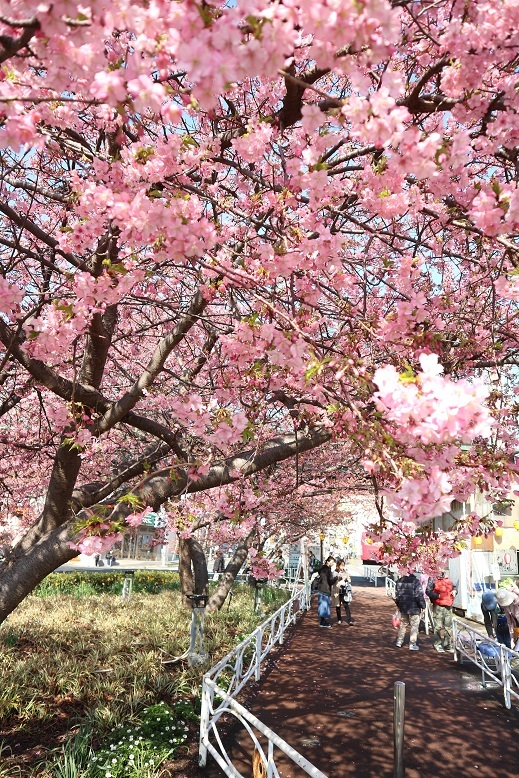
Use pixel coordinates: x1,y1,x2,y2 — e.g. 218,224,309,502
319,532,325,564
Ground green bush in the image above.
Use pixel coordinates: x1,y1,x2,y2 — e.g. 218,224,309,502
33,571,180,597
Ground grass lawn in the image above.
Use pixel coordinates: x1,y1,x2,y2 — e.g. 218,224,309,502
0,579,289,777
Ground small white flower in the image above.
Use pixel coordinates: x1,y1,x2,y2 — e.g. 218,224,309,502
112,758,117,764
129,735,134,741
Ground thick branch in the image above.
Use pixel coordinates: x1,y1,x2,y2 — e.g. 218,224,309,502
0,200,80,267
99,427,332,528
206,530,255,614
0,17,40,64
95,288,208,434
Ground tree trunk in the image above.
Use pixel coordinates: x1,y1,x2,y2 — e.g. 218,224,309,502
178,537,195,608
0,523,76,624
178,537,209,608
206,531,254,614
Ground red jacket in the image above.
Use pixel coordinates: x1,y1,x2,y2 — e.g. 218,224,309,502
433,577,454,607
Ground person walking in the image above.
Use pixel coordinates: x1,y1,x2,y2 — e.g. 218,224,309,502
395,571,426,651
316,555,337,628
429,571,456,653
332,559,354,625
213,553,225,577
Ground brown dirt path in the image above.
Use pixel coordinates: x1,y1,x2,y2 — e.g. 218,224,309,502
200,579,519,778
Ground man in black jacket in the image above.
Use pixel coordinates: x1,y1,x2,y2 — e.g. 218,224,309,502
316,556,337,628
395,572,426,650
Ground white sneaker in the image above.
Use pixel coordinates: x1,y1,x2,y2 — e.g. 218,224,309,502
434,645,445,653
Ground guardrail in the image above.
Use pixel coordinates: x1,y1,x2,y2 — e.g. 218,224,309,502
386,576,396,599
199,583,326,777
363,565,384,586
453,618,519,709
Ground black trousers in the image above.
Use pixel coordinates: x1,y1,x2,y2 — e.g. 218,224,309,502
337,600,353,623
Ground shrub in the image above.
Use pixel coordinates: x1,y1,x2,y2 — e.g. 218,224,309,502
33,571,180,598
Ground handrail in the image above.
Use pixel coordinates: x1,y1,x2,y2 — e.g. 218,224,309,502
453,617,519,709
201,678,327,778
199,583,323,775
363,564,384,586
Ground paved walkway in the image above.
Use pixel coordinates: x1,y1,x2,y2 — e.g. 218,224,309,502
204,580,519,778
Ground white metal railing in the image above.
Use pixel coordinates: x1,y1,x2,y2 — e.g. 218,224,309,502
453,618,519,709
199,583,326,777
363,565,384,586
386,576,396,599
423,600,434,635
283,566,303,590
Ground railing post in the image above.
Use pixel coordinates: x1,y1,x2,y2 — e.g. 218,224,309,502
501,644,512,709
279,606,285,646
198,678,214,766
255,629,263,681
393,681,405,778
452,618,458,662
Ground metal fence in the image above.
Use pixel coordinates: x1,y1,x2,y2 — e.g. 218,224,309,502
453,618,519,709
363,564,384,586
199,583,327,777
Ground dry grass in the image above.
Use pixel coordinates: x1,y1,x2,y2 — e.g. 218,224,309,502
0,585,289,777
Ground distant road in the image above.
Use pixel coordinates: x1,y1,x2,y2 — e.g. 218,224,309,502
56,560,179,573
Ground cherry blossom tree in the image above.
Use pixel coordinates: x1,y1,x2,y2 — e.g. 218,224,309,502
1,0,519,620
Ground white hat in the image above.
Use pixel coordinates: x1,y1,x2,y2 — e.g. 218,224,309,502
496,588,515,607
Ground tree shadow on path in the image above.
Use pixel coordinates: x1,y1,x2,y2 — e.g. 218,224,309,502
201,585,519,778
